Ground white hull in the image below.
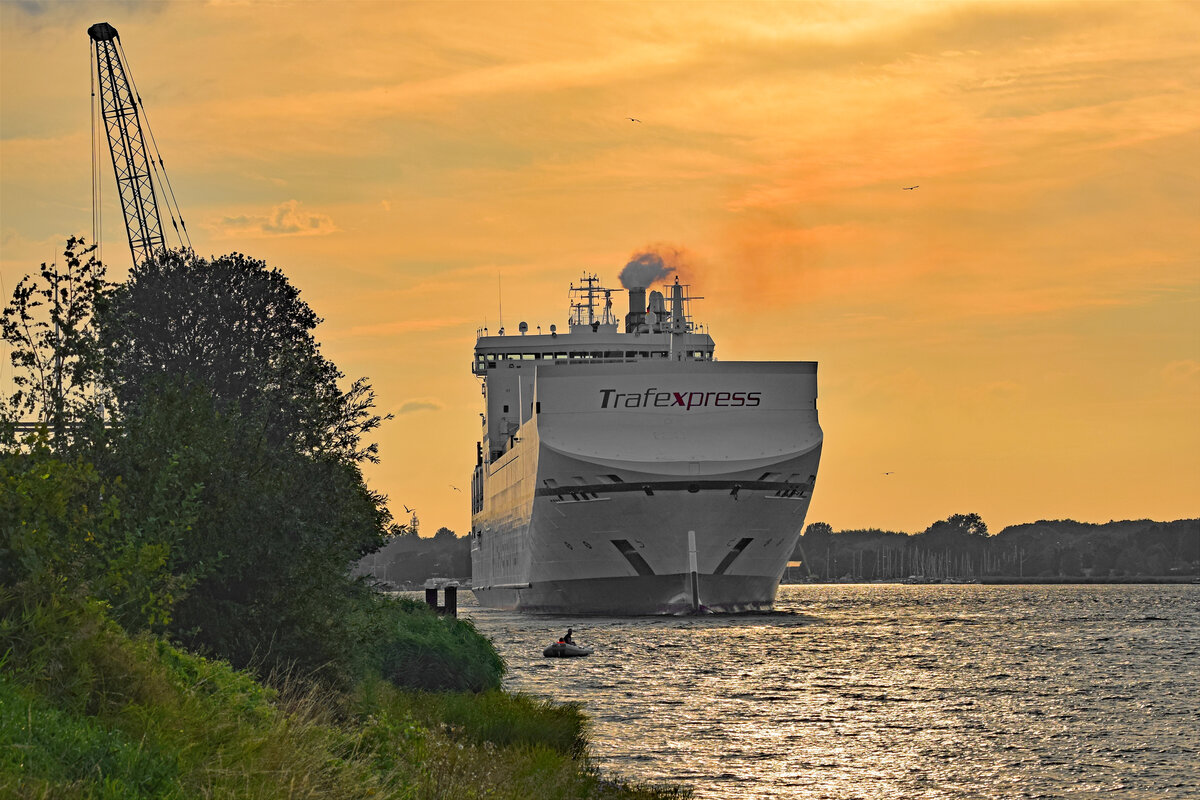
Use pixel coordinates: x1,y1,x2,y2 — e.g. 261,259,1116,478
471,359,822,614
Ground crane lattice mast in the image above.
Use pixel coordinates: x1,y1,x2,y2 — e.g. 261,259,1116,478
88,21,165,268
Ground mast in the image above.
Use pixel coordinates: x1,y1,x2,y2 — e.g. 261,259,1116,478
88,22,166,268
567,273,622,331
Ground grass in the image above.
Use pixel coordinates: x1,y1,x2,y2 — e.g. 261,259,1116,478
364,594,507,693
0,588,689,800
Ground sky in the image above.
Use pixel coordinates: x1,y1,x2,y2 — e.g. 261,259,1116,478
2,0,1197,536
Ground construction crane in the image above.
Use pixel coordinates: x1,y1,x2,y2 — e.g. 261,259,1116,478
88,21,189,267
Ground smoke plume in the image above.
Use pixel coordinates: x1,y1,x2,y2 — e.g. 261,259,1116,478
619,248,680,289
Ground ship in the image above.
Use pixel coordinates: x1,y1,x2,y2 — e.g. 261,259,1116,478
469,272,822,614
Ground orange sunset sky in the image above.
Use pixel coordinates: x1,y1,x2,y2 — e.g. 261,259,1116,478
2,1,1197,536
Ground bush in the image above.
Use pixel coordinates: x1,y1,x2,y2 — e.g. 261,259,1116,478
361,595,506,693
1,436,193,633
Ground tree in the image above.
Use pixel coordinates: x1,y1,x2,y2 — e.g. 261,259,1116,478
913,513,988,550
804,522,834,538
93,248,394,681
1,433,193,631
1,237,110,443
98,249,384,466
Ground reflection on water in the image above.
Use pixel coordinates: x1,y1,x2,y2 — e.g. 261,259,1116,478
460,584,1200,799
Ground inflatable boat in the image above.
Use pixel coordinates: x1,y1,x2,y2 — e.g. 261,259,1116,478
543,641,594,658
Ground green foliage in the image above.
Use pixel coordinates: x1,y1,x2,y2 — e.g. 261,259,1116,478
1,242,687,797
84,383,388,684
84,248,398,682
364,683,588,757
345,675,690,800
1,237,111,441
97,248,385,466
1,437,190,631
0,582,685,800
362,595,505,693
0,673,180,799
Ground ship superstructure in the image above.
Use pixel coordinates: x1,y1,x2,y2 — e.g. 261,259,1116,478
470,274,822,614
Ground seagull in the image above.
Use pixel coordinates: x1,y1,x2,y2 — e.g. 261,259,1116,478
450,485,462,492
627,117,641,123
902,185,919,190
404,504,415,513
883,471,894,476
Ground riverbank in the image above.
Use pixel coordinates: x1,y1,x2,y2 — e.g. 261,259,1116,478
0,593,688,800
980,575,1199,585
781,576,1198,585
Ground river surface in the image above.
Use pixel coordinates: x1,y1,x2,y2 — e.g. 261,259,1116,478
459,584,1200,799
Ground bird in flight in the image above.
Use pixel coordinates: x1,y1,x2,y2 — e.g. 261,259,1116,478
902,185,919,190
450,485,462,492
404,504,415,513
627,117,641,123
883,471,894,476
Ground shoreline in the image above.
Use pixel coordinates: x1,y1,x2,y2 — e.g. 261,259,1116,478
780,576,1199,586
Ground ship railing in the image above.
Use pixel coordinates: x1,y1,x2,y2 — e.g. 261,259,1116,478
472,353,714,374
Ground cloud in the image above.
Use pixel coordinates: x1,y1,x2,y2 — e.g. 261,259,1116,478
215,200,338,238
336,316,473,339
395,398,443,415
1162,360,1200,392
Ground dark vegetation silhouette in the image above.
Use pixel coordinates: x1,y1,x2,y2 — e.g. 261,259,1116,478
3,240,500,690
793,514,1199,581
2,240,686,798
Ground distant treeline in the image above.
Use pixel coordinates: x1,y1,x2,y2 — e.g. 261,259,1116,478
791,514,1199,581
356,527,471,587
360,515,1200,587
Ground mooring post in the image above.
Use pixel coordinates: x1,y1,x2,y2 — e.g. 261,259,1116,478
423,580,459,618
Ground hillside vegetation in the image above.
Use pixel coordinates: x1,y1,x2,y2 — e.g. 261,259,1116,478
1,240,685,799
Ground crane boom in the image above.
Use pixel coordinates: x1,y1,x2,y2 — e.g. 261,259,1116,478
88,21,165,268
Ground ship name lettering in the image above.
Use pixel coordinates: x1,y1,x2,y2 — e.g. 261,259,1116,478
599,388,761,409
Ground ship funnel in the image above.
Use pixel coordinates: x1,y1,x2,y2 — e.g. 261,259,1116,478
625,287,647,333
648,291,667,333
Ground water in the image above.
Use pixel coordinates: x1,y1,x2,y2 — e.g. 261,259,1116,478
459,584,1200,799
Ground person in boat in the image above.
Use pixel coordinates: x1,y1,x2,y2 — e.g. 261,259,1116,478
561,627,574,644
